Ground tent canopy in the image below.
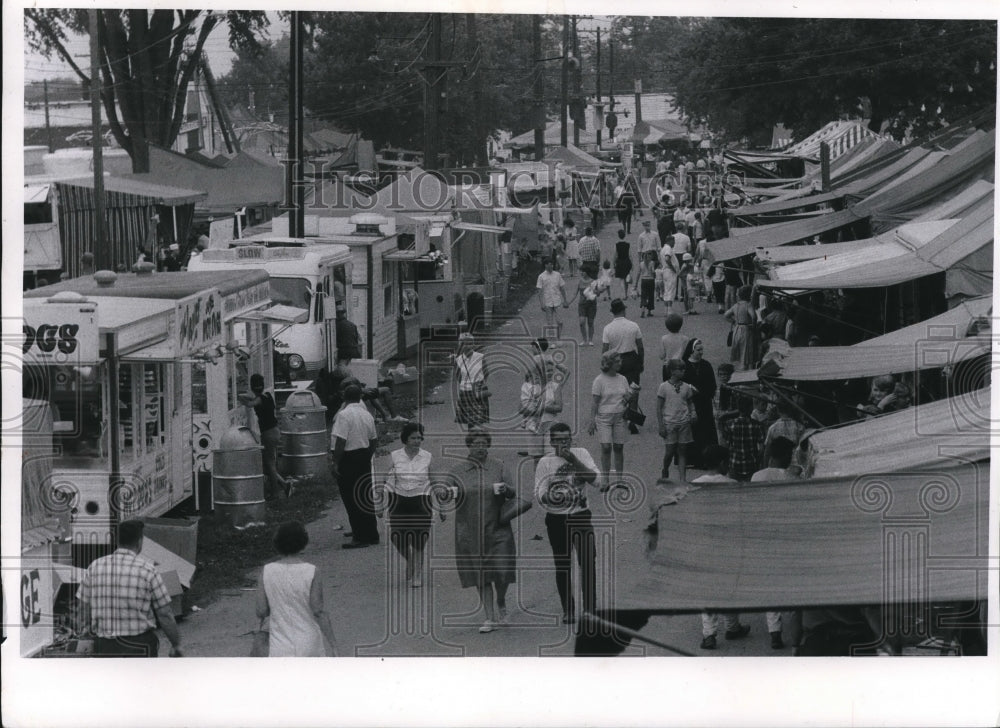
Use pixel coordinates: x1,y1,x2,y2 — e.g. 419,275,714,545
807,388,990,478
706,207,865,262
756,340,987,382
543,143,607,172
765,219,960,283
60,175,205,206
124,144,285,215
507,120,597,149
758,195,993,290
782,119,883,161
856,294,991,348
615,463,987,612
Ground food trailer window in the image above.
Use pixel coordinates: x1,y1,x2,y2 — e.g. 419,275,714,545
191,361,209,415
382,261,397,317
270,277,312,312
23,363,106,465
228,349,251,412
24,201,54,225
142,363,166,450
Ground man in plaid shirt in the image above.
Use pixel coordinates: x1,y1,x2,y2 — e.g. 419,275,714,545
722,396,764,481
77,520,182,657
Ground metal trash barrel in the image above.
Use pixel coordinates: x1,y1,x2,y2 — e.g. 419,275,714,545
279,391,329,477
212,427,266,528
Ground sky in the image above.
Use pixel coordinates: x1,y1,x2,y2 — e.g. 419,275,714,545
23,11,289,83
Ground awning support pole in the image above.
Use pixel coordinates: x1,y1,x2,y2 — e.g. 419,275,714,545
579,613,695,656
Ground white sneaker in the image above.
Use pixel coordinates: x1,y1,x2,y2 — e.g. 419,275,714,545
479,621,496,633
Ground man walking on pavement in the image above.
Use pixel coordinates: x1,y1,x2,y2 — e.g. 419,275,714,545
602,298,644,387
637,219,660,258
536,257,568,338
578,226,601,271
332,384,380,548
76,519,183,657
534,422,604,624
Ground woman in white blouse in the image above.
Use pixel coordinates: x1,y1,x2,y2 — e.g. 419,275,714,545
379,422,441,587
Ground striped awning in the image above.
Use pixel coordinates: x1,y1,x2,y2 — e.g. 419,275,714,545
56,182,156,278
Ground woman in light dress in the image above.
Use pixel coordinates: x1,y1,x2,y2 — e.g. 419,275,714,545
256,521,338,656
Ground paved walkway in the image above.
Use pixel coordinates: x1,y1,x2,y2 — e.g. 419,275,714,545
179,220,785,657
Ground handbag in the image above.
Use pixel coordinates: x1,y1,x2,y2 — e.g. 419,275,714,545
623,403,647,427
498,496,532,526
727,326,734,347
249,618,269,657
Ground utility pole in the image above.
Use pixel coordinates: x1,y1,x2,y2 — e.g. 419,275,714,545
608,32,616,144
423,14,444,171
88,9,108,271
572,16,580,147
595,28,602,150
43,79,53,153
533,15,545,161
287,11,305,237
560,16,570,148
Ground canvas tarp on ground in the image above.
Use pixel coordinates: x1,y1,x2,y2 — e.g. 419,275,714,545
806,388,990,478
613,462,988,612
757,195,993,293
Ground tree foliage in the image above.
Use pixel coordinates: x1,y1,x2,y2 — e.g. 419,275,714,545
663,18,997,144
25,9,269,172
282,13,566,163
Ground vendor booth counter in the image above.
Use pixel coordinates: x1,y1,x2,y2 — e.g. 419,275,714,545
23,269,300,561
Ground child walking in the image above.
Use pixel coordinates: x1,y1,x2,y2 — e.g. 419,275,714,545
656,359,698,482
597,260,614,301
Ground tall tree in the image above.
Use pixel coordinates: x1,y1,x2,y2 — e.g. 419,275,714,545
25,9,269,172
663,18,997,143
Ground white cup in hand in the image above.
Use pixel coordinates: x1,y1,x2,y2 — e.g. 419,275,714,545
493,482,506,495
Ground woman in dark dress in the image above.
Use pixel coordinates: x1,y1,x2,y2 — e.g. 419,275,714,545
682,338,718,469
613,229,633,301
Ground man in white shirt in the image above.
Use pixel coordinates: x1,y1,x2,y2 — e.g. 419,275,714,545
536,257,568,337
534,422,602,623
672,222,692,259
332,384,380,548
602,298,644,386
637,219,660,256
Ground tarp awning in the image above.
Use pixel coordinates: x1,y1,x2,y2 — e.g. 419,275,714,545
734,190,842,217
706,207,865,262
757,341,988,381
758,196,993,290
764,219,960,282
235,304,309,325
616,463,988,612
24,184,51,204
807,389,990,478
855,294,991,348
61,175,207,206
757,237,889,264
450,221,506,234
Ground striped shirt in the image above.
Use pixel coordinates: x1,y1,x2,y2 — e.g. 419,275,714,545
77,548,171,638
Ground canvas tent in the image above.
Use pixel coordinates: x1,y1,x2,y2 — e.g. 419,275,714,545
124,144,286,218
854,294,991,348
506,120,598,150
781,119,884,161
757,195,993,298
612,462,988,614
806,388,990,478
